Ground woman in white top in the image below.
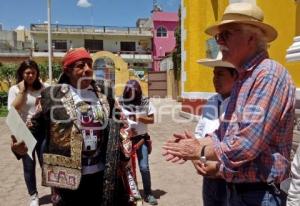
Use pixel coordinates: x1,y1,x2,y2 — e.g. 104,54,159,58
8,59,44,206
120,80,158,205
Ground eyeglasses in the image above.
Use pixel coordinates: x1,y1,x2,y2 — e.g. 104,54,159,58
214,28,243,42
72,60,93,69
214,30,233,42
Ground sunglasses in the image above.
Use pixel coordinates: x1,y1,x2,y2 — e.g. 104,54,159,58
214,29,241,42
214,30,233,42
72,60,93,69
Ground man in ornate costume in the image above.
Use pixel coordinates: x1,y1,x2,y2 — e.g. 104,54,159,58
12,48,139,206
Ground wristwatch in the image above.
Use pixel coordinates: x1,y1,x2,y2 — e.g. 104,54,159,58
199,145,207,164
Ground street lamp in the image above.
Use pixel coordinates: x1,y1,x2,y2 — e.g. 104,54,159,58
47,0,52,84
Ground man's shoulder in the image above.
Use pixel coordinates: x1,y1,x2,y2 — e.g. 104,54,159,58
41,84,70,103
257,58,294,83
206,94,220,103
258,59,286,74
42,84,64,95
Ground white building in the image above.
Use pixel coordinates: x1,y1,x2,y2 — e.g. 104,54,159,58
30,23,153,69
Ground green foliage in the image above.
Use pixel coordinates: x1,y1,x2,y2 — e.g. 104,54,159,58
172,7,181,80
0,63,18,87
52,63,63,81
0,91,8,106
0,106,8,117
0,91,8,117
0,62,62,88
38,62,62,82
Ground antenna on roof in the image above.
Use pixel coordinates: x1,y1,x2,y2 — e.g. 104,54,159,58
151,0,162,13
153,0,157,8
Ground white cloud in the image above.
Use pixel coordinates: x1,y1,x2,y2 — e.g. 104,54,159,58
15,25,25,30
77,0,92,8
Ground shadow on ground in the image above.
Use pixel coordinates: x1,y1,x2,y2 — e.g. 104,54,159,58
39,194,52,205
139,189,167,199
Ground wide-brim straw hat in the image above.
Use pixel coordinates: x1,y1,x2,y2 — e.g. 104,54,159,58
205,2,278,42
197,52,235,68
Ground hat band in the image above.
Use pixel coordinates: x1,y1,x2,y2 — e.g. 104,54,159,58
222,13,263,23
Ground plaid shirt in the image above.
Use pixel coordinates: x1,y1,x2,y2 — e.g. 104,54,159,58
211,51,296,183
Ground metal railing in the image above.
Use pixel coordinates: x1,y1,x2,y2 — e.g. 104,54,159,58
30,24,152,35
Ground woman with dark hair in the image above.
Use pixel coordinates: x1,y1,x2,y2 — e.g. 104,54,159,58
120,80,158,205
8,59,45,206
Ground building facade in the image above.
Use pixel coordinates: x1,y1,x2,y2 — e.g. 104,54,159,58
0,28,32,63
0,10,179,96
152,11,179,71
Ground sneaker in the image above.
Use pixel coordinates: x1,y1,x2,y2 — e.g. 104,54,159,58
145,194,158,205
30,193,39,206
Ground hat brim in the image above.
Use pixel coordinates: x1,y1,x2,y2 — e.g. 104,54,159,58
205,20,278,42
197,58,235,68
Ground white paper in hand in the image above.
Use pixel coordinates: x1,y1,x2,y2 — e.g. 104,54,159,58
5,107,37,159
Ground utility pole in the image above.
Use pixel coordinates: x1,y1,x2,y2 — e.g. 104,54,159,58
47,0,52,84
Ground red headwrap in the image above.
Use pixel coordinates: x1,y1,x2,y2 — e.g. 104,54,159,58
62,48,92,71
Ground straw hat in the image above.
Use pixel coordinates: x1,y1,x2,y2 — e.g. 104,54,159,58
205,2,278,42
197,52,235,68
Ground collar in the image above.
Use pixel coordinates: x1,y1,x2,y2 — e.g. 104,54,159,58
237,50,269,80
217,94,225,102
216,94,230,103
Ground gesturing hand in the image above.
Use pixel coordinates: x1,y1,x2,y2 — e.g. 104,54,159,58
11,135,28,156
163,131,201,160
192,160,221,177
17,80,26,92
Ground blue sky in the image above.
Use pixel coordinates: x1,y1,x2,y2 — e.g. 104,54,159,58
0,0,180,30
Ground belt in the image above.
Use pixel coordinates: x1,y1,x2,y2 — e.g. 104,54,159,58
227,182,281,194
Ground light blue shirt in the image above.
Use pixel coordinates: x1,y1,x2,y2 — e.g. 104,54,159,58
194,94,229,139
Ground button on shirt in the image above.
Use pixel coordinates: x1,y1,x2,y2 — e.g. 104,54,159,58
195,94,230,139
210,51,296,183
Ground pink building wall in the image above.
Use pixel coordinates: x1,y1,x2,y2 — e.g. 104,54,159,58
152,11,179,71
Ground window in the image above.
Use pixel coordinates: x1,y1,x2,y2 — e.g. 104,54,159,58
120,41,136,52
52,40,67,51
94,58,115,88
84,39,103,52
206,38,219,58
157,26,167,37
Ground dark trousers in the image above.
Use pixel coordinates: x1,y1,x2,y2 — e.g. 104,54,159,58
226,182,287,206
136,143,152,196
202,177,227,206
58,171,104,206
22,144,43,196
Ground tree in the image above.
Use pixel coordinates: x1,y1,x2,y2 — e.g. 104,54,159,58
0,63,18,88
172,6,181,81
38,62,62,82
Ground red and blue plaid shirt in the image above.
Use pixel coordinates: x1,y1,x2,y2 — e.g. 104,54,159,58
211,51,296,183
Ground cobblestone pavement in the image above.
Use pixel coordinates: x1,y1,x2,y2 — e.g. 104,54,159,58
0,98,203,206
